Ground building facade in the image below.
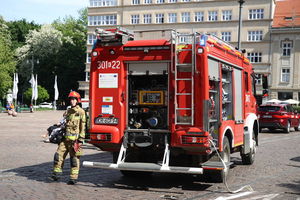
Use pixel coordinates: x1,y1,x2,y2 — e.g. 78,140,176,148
79,0,276,99
270,0,300,101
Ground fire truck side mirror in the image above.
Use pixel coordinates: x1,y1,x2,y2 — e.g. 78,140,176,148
262,74,268,89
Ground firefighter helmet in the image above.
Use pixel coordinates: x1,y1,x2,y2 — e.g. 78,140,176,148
68,91,81,103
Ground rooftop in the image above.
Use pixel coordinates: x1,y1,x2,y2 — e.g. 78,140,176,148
272,0,300,28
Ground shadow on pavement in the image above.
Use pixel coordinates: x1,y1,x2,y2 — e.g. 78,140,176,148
3,150,212,193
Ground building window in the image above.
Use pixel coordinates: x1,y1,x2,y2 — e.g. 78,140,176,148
248,30,263,41
144,14,152,24
157,0,164,3
86,72,90,81
169,0,177,2
182,0,191,2
195,12,204,22
179,35,190,43
247,52,262,63
282,41,292,56
255,74,262,85
89,0,117,6
132,0,140,4
131,14,140,24
221,32,231,42
87,34,97,45
278,92,293,100
222,10,232,21
144,0,152,4
156,13,164,23
88,15,117,26
281,68,290,83
208,11,218,21
249,9,264,20
86,53,91,63
168,13,177,23
181,12,190,22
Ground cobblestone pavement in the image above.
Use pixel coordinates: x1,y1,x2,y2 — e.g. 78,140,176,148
0,111,300,200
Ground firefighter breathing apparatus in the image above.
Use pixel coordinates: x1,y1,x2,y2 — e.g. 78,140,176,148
209,139,253,194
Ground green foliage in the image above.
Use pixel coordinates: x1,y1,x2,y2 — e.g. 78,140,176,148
0,17,16,99
23,85,49,105
6,19,40,50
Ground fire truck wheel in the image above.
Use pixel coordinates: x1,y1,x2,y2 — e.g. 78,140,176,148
241,133,256,165
204,137,230,183
284,121,291,133
295,120,300,131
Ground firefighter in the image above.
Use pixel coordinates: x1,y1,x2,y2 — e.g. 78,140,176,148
50,91,86,185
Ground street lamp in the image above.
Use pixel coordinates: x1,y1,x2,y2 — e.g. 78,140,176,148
237,0,245,50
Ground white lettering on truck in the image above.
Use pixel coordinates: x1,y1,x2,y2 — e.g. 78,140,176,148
97,61,121,70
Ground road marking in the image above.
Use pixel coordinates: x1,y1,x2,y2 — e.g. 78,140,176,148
214,191,253,200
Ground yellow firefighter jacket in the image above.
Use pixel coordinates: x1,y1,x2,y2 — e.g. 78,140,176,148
65,105,86,141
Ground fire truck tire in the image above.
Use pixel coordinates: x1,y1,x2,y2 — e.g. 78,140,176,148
284,121,290,133
295,120,300,131
204,137,230,183
241,132,256,165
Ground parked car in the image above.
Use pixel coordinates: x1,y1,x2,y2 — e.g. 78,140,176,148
39,102,53,109
258,103,300,133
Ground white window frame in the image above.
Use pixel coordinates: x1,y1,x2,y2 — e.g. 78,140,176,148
255,74,262,85
86,72,90,81
195,11,204,22
208,11,218,21
247,52,262,63
182,0,191,2
222,10,232,21
132,0,140,4
143,14,152,24
281,68,290,83
156,13,164,23
248,30,263,41
168,13,177,23
169,0,177,2
87,34,97,45
221,31,231,42
249,9,264,20
144,0,152,4
89,0,117,7
86,53,91,63
131,14,140,24
282,41,292,56
181,12,190,22
88,15,117,26
157,0,164,3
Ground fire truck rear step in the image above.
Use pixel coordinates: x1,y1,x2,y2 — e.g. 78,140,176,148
83,161,204,174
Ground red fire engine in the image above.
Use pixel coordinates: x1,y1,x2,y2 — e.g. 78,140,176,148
83,27,259,182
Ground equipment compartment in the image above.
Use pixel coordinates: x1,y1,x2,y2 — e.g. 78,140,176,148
127,74,168,130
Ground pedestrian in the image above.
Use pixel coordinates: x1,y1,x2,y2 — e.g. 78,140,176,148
49,91,86,185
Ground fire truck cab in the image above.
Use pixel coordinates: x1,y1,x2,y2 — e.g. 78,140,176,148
83,27,259,182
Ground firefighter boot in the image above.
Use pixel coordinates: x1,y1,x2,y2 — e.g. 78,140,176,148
67,179,77,185
49,172,62,181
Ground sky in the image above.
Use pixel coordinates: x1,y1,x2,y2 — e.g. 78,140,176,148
0,0,88,24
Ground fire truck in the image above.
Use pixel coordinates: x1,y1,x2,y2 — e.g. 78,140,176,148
83,27,259,182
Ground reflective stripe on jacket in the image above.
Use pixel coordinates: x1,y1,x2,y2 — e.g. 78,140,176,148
65,105,86,141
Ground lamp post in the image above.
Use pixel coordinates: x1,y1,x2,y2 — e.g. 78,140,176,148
237,0,245,50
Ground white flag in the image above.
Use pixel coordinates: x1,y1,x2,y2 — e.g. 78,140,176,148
12,73,19,100
54,75,59,101
29,74,36,100
34,74,38,101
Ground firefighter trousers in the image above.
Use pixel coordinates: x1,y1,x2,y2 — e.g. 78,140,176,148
53,139,81,180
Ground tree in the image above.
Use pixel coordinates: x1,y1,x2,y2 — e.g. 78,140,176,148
23,85,49,105
0,17,16,99
6,19,40,50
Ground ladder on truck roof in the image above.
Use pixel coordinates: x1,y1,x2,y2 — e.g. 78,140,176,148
174,33,198,125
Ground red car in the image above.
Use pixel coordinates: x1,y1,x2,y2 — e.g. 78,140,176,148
258,103,300,133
